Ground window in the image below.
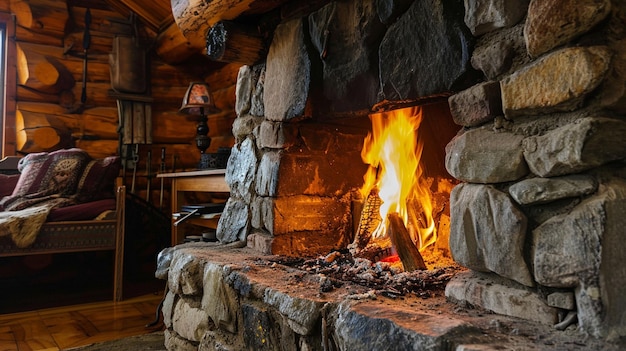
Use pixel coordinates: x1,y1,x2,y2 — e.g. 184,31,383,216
0,12,16,157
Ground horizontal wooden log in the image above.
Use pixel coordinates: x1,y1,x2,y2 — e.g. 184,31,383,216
204,63,241,90
63,30,116,55
151,110,236,144
16,43,75,93
170,0,289,55
69,82,117,108
155,23,199,64
15,26,63,47
16,42,112,83
16,109,73,153
73,139,119,159
11,0,68,38
17,85,75,108
206,21,266,65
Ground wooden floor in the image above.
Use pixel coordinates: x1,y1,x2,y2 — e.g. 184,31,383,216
0,292,164,351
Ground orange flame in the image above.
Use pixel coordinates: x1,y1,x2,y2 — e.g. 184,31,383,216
360,106,435,250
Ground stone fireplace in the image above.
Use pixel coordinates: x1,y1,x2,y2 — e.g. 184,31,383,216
158,0,626,349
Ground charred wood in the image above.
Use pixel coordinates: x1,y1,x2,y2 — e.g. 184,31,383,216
387,212,427,271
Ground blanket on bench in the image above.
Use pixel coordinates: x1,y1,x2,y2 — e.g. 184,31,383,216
0,148,120,248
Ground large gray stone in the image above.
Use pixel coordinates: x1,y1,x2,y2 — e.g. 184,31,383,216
508,174,598,205
216,197,250,243
446,271,559,325
524,0,611,58
231,115,262,143
379,0,477,100
450,183,533,286
225,138,258,201
264,19,310,121
235,65,252,117
464,0,529,36
471,23,526,80
308,0,385,111
202,263,240,334
263,288,325,335
255,151,281,197
173,298,209,343
256,120,298,149
501,46,612,118
333,300,478,351
445,126,528,183
532,178,626,338
522,117,626,177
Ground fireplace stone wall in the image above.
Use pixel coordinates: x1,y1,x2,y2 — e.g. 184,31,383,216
211,0,626,340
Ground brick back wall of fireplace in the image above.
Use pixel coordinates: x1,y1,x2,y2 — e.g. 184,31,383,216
213,0,626,340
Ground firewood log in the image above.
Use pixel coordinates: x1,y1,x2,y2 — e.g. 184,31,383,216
387,212,427,271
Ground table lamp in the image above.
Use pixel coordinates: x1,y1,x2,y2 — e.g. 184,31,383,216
180,82,219,169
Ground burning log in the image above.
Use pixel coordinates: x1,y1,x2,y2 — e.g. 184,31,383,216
387,212,427,272
352,187,382,251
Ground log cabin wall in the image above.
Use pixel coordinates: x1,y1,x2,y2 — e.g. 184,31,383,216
2,0,239,207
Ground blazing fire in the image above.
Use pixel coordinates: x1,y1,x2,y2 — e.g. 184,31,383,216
360,106,436,251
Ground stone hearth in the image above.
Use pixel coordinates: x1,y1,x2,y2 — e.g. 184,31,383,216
160,0,626,349
156,243,623,350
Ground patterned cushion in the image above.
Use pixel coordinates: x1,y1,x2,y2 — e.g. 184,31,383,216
13,148,91,197
0,149,119,212
73,156,121,203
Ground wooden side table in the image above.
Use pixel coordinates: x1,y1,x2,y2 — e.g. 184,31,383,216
157,169,229,245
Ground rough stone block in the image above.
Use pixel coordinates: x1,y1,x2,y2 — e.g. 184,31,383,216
242,303,283,350
379,0,477,100
508,174,597,205
264,19,310,121
533,178,626,338
464,0,529,36
446,271,559,325
501,46,612,118
255,151,280,197
522,117,626,177
524,0,611,58
547,292,576,310
235,65,252,117
448,81,502,127
231,115,262,142
333,299,479,350
216,197,250,243
202,262,240,334
308,0,384,111
173,297,210,342
450,183,533,287
445,126,528,183
225,138,258,201
168,250,206,295
263,288,325,335
246,232,273,255
256,120,298,149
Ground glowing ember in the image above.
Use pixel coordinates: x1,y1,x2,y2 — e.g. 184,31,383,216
360,106,435,250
